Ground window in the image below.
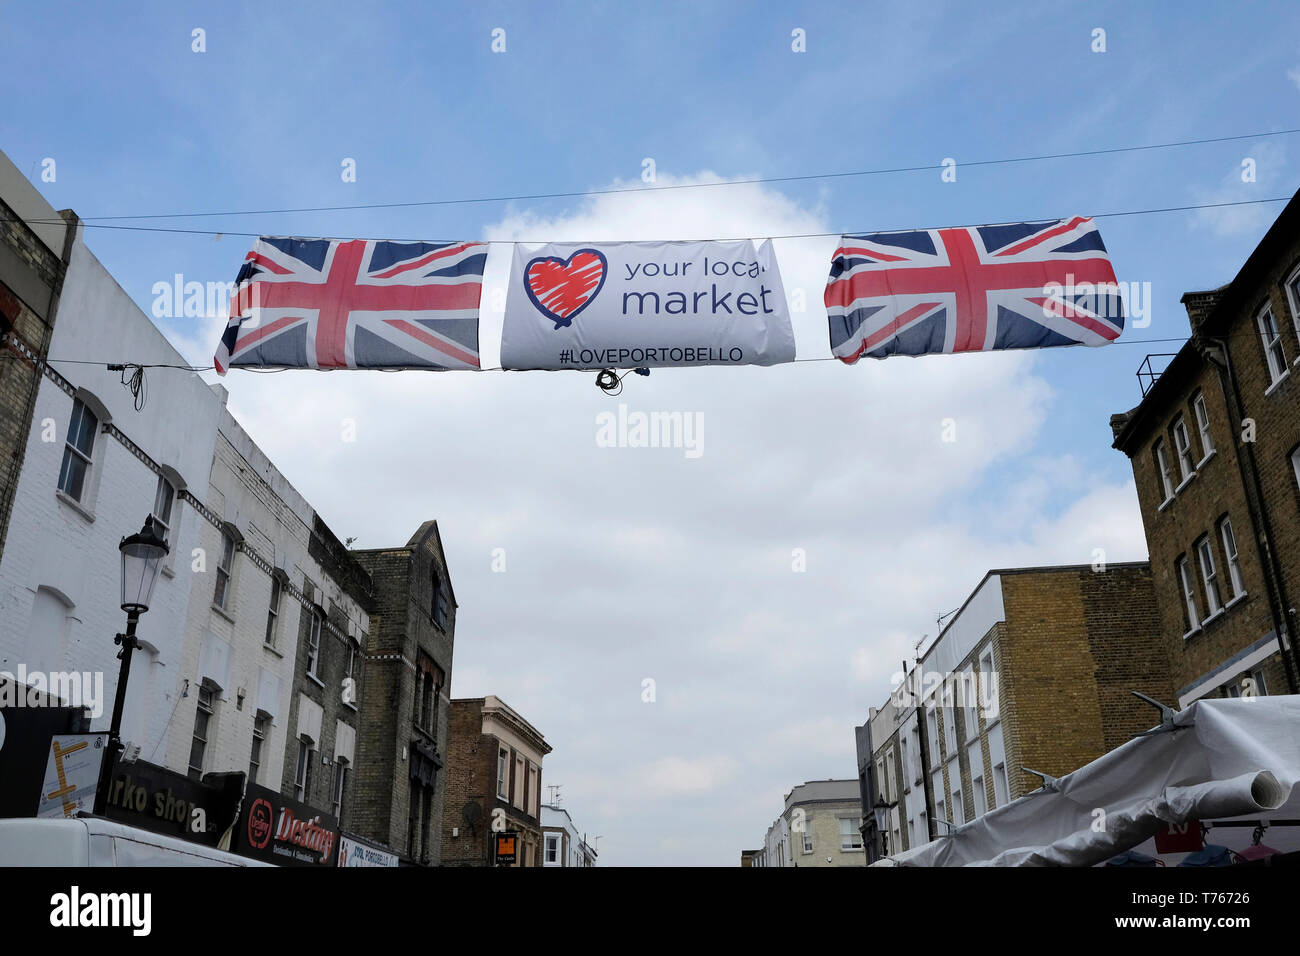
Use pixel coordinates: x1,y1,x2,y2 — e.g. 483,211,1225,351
213,532,236,609
249,712,269,783
405,780,421,863
545,834,559,864
305,611,321,678
909,723,922,784
1219,517,1244,600
345,639,359,706
1258,305,1288,384
1177,556,1200,634
332,759,348,819
925,705,939,765
978,647,996,723
1154,440,1175,501
151,475,175,546
885,747,896,802
57,399,98,502
943,703,957,755
802,822,813,854
294,737,313,801
188,684,215,780
993,763,1009,807
1172,415,1195,480
935,796,945,825
972,774,987,818
840,817,863,850
1293,447,1300,492
963,666,978,740
1193,393,1214,460
875,758,887,802
497,749,509,799
1196,535,1222,617
265,575,282,647
514,755,524,807
951,789,963,825
431,568,449,630
899,737,910,792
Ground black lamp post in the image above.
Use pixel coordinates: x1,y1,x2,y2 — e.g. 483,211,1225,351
93,516,168,815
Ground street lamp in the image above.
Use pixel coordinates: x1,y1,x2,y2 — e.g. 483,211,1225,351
94,516,168,815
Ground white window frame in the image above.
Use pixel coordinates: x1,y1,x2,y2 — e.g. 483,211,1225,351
305,610,322,678
951,788,963,825
885,747,896,803
294,737,313,801
1154,439,1175,503
840,816,863,851
265,575,282,648
802,822,813,854
545,833,559,864
497,749,509,799
993,763,1009,808
1219,517,1244,601
1177,556,1200,636
151,474,176,546
57,398,98,504
1196,534,1222,618
1192,393,1214,461
188,683,215,780
249,711,268,784
925,704,939,765
1172,415,1195,480
963,665,978,741
1257,304,1288,385
214,532,236,610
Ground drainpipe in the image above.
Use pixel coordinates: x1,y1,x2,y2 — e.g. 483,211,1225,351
1203,336,1300,693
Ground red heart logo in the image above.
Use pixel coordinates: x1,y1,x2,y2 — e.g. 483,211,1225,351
524,249,608,329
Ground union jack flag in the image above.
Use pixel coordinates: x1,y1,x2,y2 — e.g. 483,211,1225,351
214,236,486,373
824,217,1124,362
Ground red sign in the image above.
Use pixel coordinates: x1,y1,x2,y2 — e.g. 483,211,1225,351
247,797,273,849
1155,820,1203,854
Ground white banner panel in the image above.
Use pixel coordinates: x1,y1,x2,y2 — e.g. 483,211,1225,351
501,240,795,370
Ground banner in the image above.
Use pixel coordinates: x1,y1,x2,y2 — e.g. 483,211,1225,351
501,240,795,370
825,217,1124,362
214,237,486,373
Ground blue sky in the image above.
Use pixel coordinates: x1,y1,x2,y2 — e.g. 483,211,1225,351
4,1,1300,865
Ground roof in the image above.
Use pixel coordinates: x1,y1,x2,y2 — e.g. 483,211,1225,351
783,779,860,809
1111,185,1300,453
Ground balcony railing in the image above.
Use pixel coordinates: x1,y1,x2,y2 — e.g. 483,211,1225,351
1137,353,1178,398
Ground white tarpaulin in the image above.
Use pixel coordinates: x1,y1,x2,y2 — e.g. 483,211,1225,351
877,695,1299,867
500,240,795,370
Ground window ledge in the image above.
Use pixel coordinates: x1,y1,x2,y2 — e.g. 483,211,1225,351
1200,607,1226,629
1265,369,1290,397
1157,495,1175,513
1173,472,1197,495
211,604,236,625
344,701,358,712
306,672,325,689
1225,591,1248,611
1196,449,1216,469
1182,626,1201,641
55,490,95,523
262,642,284,659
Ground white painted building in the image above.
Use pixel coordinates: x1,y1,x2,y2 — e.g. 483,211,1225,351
540,803,596,867
160,403,370,795
0,211,223,760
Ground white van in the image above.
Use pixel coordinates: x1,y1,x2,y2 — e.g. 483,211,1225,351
0,817,273,867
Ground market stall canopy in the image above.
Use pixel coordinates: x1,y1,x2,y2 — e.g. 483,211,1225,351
873,695,1298,867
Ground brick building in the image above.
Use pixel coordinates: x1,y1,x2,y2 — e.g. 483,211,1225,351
351,521,456,866
275,511,374,835
1111,190,1300,704
756,779,863,867
440,695,550,866
0,151,73,563
856,563,1173,858
540,803,597,867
